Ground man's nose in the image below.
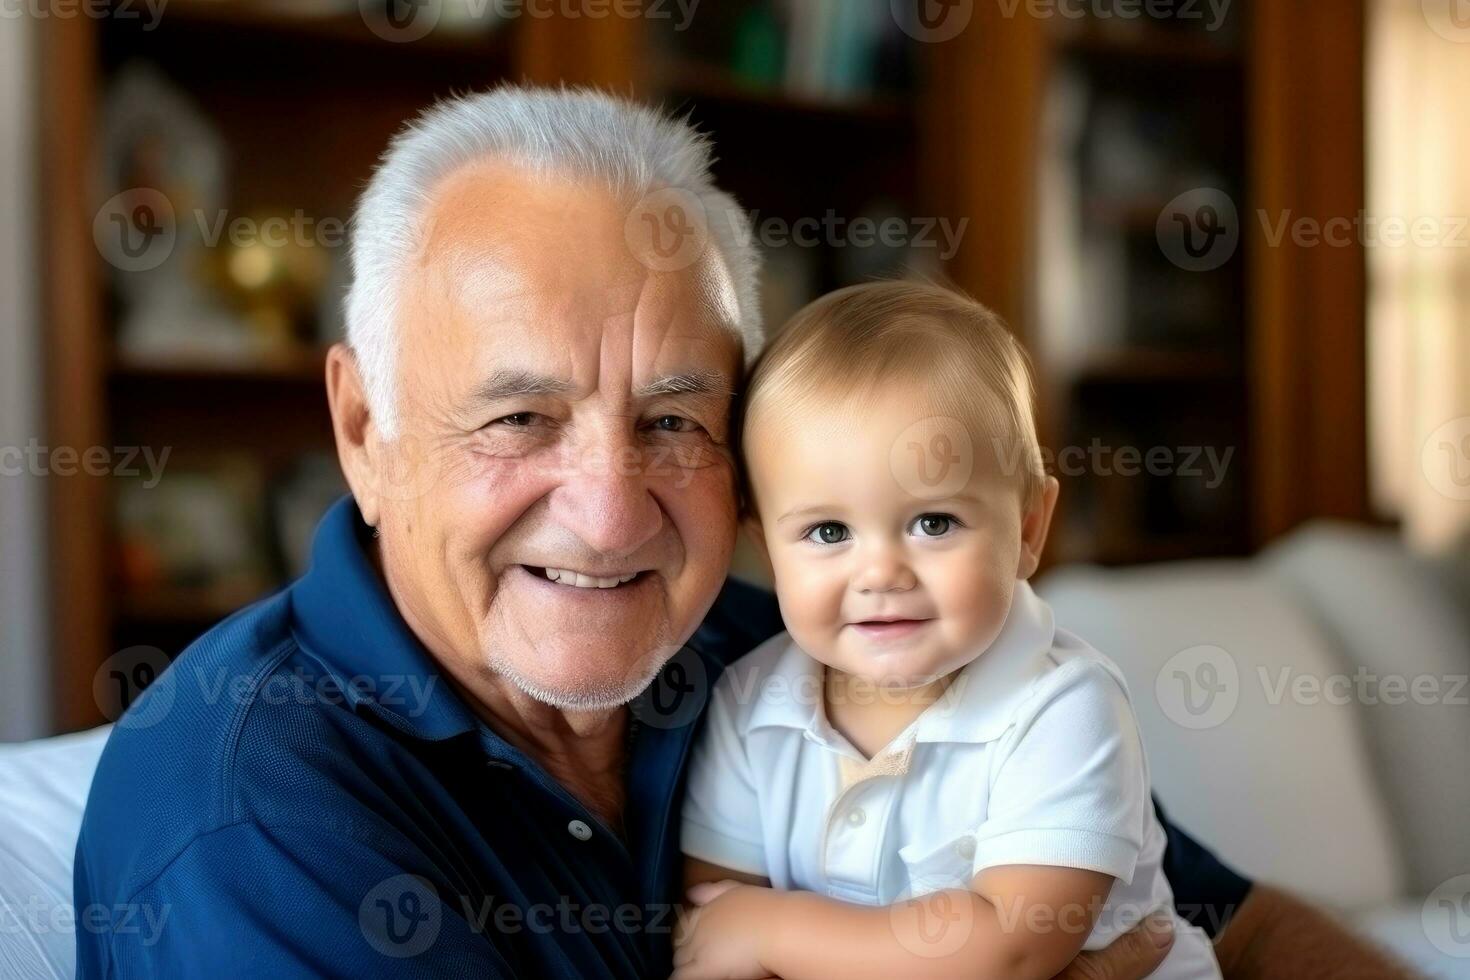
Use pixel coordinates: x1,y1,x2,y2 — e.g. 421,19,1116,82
853,541,917,594
547,438,663,558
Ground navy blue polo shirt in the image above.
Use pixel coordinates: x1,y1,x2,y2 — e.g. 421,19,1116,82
75,496,1249,978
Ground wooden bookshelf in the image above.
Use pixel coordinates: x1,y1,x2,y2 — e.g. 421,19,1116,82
39,0,1369,731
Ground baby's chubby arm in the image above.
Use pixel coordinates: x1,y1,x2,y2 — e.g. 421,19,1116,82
675,858,775,980
673,858,1113,980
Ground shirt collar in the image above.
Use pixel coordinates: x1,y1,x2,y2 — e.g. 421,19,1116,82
745,579,1056,747
288,496,480,742
917,580,1056,744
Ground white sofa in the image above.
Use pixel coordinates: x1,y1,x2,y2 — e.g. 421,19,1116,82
1040,522,1470,978
0,724,111,979
2,521,1466,977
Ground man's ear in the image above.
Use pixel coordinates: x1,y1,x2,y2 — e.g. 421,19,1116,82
325,343,384,527
1017,475,1060,581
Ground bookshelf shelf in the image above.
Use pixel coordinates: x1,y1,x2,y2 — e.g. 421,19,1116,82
658,60,913,126
1055,531,1245,567
109,347,329,384
116,584,271,626
1071,349,1240,385
158,0,513,58
1051,21,1243,68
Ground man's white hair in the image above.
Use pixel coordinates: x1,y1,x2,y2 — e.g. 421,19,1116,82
344,85,763,437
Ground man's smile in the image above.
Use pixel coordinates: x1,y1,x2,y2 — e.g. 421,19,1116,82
538,567,638,588
514,564,656,593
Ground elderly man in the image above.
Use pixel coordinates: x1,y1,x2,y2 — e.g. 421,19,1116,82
75,88,1404,979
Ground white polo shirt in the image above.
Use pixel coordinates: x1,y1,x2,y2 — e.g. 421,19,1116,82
681,581,1220,978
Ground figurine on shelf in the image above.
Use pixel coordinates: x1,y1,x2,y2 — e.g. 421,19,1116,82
98,61,256,364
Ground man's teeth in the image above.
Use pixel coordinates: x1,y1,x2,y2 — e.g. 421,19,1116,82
542,567,638,589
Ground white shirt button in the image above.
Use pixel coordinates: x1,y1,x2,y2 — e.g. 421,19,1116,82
567,819,592,841
955,836,976,859
845,807,866,827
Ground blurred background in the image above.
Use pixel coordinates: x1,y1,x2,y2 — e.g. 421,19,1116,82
1,0,1469,972
1,0,1467,731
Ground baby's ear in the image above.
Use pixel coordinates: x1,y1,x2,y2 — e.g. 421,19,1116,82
1017,475,1060,580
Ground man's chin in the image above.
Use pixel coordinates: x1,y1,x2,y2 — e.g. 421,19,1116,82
485,637,673,714
485,649,670,711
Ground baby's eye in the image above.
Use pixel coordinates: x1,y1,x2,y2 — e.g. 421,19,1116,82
805,522,850,545
911,514,954,537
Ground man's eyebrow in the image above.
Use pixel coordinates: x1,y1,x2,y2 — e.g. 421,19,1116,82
635,371,735,399
473,370,575,401
472,369,734,402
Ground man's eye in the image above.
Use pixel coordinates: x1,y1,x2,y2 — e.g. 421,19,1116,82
805,522,850,545
495,412,539,427
650,415,695,433
911,514,955,537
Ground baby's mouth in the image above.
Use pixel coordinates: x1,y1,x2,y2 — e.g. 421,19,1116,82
848,617,933,639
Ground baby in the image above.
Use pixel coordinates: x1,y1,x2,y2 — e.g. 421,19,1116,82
673,281,1220,979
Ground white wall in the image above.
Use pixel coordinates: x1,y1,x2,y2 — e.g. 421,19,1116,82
0,13,49,741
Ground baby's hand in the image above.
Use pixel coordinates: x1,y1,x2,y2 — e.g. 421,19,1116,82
671,879,782,980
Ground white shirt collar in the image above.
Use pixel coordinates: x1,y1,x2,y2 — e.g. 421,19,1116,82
745,580,1056,747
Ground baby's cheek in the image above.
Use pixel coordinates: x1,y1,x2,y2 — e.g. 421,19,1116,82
935,552,1012,645
773,554,846,643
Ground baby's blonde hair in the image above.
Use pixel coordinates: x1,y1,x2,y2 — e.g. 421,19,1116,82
740,279,1046,514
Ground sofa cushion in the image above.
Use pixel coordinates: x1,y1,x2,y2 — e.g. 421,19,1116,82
0,725,112,980
1039,562,1406,912
1264,522,1470,897
1353,883,1470,979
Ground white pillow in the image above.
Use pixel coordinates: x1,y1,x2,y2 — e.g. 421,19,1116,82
1264,522,1470,897
1039,562,1406,912
0,725,112,980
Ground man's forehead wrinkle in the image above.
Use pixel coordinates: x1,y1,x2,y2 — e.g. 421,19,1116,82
692,253,743,337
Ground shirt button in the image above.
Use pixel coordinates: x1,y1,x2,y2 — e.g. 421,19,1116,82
955,836,976,859
845,807,866,827
567,819,592,841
